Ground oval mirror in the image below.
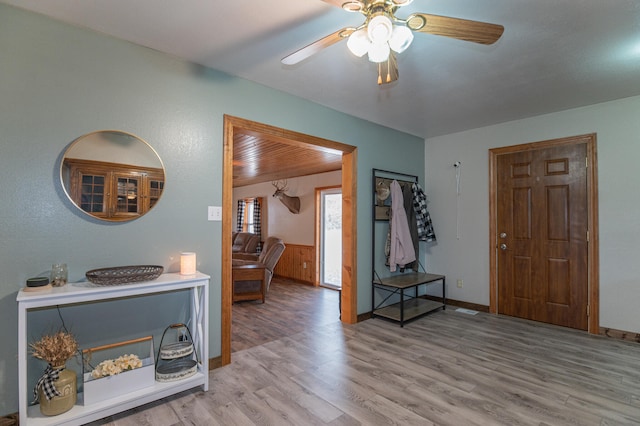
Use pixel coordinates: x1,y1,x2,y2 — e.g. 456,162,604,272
60,130,165,222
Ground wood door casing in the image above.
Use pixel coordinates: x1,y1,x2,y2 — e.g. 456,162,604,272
222,115,358,366
489,134,599,334
496,143,588,329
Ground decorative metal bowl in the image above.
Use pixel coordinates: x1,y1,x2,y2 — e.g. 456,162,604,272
159,341,194,360
155,359,197,382
85,265,163,286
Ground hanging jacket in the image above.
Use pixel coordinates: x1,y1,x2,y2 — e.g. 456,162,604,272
412,182,437,242
388,180,416,271
403,181,419,271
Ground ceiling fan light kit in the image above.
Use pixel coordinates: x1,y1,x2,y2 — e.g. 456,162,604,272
367,14,393,43
388,25,414,53
351,12,413,63
347,28,370,57
368,42,391,63
283,0,504,84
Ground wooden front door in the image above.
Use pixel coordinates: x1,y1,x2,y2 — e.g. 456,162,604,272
496,142,589,330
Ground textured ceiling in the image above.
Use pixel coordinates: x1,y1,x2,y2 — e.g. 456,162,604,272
3,0,640,138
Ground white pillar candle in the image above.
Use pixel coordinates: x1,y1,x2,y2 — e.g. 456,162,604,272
180,252,197,275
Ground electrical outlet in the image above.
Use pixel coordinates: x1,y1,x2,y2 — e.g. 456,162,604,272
303,262,307,269
457,279,463,288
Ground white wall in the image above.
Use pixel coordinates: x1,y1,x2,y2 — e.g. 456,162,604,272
233,171,342,245
424,94,640,333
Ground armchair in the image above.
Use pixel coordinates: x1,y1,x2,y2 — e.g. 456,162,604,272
232,237,285,302
231,232,259,254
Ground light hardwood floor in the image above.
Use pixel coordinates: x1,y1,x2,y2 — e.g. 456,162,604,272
90,279,640,425
231,278,340,353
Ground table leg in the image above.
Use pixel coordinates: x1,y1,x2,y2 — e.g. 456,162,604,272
400,288,405,327
442,277,446,310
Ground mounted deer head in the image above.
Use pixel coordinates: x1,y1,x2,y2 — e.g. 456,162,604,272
272,180,300,214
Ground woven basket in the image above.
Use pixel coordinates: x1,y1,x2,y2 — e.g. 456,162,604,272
85,265,163,286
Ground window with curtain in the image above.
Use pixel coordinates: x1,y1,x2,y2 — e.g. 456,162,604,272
236,197,263,252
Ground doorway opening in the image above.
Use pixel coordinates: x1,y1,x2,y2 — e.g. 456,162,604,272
222,115,358,366
316,186,342,289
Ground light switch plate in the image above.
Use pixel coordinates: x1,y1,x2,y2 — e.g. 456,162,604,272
208,206,222,221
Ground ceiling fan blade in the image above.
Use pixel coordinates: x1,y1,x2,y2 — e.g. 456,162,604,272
321,0,349,8
323,0,366,12
282,28,355,65
377,52,398,85
407,13,504,45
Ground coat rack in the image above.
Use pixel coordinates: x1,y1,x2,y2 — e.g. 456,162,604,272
371,168,446,326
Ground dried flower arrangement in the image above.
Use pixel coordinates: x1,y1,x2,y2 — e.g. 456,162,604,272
91,354,143,379
30,330,78,367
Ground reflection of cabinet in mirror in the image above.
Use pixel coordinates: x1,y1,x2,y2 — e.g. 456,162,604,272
63,158,164,221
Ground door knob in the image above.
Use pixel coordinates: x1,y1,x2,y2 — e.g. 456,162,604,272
500,232,507,238
500,243,507,251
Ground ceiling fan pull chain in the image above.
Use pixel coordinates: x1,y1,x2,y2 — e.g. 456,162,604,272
386,60,392,83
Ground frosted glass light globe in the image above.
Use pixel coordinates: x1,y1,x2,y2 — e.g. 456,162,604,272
367,15,393,44
347,29,371,57
389,26,414,53
368,42,390,63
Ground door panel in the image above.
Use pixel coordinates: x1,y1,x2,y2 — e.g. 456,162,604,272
497,143,588,330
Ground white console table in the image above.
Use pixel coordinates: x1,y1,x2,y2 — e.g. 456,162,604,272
17,272,210,426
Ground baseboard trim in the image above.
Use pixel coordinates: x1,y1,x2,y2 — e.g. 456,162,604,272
423,295,490,313
357,312,372,322
599,327,640,343
209,356,223,370
273,275,314,286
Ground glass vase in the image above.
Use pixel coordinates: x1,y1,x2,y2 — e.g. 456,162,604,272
51,263,68,287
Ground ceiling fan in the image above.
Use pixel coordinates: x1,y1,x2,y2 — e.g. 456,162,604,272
282,0,504,85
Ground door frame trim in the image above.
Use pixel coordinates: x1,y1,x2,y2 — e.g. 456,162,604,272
222,115,358,365
315,185,342,288
488,133,599,333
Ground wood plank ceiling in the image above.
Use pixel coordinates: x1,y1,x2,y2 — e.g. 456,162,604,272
233,130,343,187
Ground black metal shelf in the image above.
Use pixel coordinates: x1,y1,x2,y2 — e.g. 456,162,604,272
373,273,446,327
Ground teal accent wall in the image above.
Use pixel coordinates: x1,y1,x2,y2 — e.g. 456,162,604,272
0,4,423,415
